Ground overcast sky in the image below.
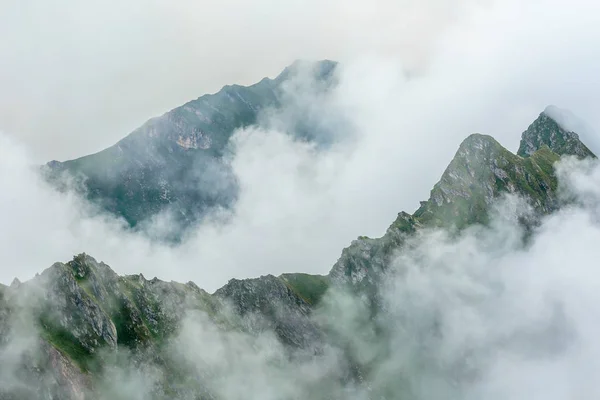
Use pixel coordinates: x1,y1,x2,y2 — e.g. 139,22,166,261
0,0,485,162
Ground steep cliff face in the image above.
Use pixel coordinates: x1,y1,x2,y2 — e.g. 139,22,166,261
43,60,338,235
2,107,597,399
518,109,595,158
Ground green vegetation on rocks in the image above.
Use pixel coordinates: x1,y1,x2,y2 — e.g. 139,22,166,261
280,273,330,306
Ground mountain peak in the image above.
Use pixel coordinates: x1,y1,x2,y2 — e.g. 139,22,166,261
413,131,561,229
276,59,338,82
414,134,516,226
43,60,340,235
458,133,503,152
517,107,596,158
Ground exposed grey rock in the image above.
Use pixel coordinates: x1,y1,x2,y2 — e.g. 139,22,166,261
215,275,322,349
518,110,596,158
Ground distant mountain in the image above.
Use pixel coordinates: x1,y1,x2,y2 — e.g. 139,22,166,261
3,107,596,398
43,60,339,237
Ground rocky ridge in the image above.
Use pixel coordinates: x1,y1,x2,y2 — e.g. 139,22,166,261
329,110,595,288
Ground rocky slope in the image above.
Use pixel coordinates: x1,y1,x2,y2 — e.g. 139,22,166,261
517,107,595,158
0,254,328,399
1,108,596,399
43,60,338,237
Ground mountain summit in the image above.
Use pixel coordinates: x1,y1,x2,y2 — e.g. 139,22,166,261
43,60,339,235
330,109,595,287
518,106,596,158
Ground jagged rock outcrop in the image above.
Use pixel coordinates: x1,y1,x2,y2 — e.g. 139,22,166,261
215,275,322,348
328,211,419,288
0,254,217,398
518,108,595,158
0,254,329,399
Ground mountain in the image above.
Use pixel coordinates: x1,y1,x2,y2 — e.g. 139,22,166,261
517,106,595,158
330,109,595,290
43,60,338,237
0,254,327,399
2,108,596,398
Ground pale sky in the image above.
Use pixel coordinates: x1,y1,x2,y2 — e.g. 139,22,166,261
0,0,486,162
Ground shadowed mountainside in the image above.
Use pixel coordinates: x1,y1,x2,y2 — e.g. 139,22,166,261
43,60,339,238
